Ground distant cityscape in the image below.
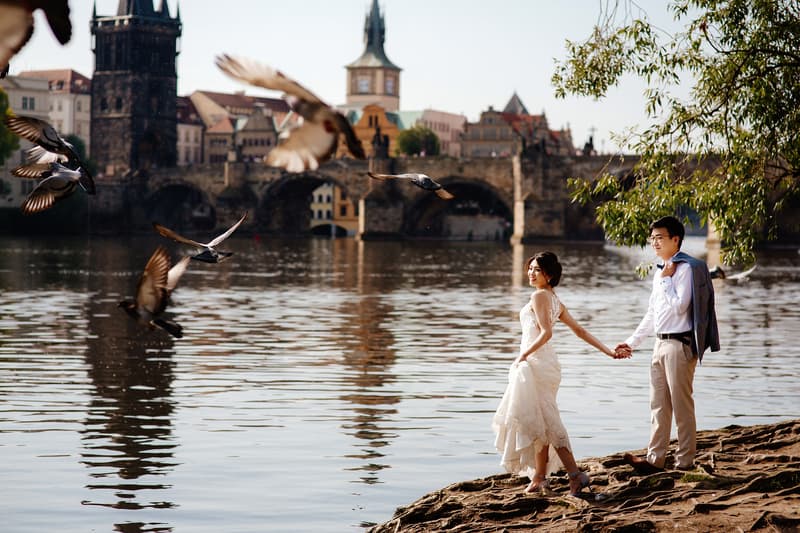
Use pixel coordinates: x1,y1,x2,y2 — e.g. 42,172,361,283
0,0,588,236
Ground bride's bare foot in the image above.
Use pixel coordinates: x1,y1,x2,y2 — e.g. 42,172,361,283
524,475,550,494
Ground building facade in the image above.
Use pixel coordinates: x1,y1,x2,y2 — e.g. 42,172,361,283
176,96,203,165
461,93,574,158
0,77,51,207
309,182,359,236
344,0,401,112
90,0,182,176
17,69,92,154
397,109,466,157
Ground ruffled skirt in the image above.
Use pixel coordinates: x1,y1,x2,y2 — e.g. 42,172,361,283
492,352,572,477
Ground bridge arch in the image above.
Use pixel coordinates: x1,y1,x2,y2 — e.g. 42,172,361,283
259,171,357,235
145,181,217,232
403,176,513,240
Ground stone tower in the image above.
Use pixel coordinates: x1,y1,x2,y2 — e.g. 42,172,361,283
90,0,182,176
345,0,401,112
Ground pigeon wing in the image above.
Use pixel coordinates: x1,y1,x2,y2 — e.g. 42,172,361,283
41,0,72,45
207,212,247,248
20,169,78,214
367,172,398,181
12,163,52,179
136,247,170,315
331,112,366,159
25,145,66,165
435,188,455,200
4,115,66,154
0,6,33,74
21,186,57,214
166,256,191,293
266,121,336,172
215,54,324,105
153,222,208,249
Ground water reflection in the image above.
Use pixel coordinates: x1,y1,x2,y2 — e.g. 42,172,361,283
338,241,400,484
77,239,179,531
0,235,798,533
81,332,178,511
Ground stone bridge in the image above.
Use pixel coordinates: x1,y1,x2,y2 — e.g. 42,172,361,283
92,153,639,242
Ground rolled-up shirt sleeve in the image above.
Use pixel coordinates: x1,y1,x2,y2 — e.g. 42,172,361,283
625,289,655,349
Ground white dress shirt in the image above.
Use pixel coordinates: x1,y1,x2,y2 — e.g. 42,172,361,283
625,257,693,350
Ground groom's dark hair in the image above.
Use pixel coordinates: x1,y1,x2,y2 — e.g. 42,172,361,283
650,216,685,248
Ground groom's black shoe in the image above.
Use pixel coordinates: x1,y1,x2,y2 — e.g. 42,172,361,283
623,453,664,475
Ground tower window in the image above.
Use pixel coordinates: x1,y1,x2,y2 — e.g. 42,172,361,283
385,77,395,95
115,97,123,111
357,76,370,94
100,98,108,111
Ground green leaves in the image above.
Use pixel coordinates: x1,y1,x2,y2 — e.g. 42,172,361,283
396,125,440,157
0,89,20,166
554,0,800,266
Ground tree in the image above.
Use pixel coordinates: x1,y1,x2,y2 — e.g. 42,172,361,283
396,125,440,157
552,0,800,265
0,89,19,166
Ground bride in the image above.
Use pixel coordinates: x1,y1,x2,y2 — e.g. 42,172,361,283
492,251,626,495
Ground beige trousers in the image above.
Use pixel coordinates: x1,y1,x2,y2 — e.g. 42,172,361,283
647,338,698,469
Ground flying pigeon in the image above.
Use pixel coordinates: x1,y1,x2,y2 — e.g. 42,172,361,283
118,246,190,339
709,264,756,281
0,1,72,79
4,115,95,194
14,161,90,215
153,212,247,263
215,54,365,172
367,171,455,200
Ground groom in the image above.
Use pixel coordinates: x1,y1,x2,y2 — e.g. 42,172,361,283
616,216,720,473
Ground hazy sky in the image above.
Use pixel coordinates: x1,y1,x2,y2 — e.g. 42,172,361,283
10,0,690,153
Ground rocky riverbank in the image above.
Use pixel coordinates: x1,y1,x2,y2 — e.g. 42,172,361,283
369,419,800,532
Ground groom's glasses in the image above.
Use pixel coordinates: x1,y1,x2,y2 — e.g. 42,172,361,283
647,234,667,245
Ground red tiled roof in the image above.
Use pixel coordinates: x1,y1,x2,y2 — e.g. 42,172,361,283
177,96,203,125
194,90,289,115
17,69,91,94
207,116,234,133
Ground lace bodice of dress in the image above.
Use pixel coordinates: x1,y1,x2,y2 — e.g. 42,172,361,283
519,290,561,356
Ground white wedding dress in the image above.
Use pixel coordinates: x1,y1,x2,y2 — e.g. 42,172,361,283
492,290,573,477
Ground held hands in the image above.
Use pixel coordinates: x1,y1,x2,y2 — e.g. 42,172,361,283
613,343,633,359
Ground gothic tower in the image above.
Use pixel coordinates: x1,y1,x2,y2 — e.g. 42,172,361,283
90,0,182,175
345,0,401,112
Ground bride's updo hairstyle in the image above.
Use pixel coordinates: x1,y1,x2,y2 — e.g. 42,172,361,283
525,251,562,287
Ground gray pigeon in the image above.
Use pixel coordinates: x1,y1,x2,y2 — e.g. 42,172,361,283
118,246,190,339
4,114,95,194
15,162,90,215
153,213,247,263
368,171,455,199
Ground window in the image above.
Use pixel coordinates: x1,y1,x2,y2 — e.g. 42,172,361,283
326,210,332,220
340,206,347,217
115,97,122,111
76,100,82,112
316,209,323,219
326,195,332,203
22,96,34,110
385,77,395,95
357,76,370,93
100,98,108,111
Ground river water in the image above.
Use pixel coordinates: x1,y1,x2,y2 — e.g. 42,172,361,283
0,234,797,532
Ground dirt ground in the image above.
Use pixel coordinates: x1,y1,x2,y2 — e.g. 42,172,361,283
369,419,800,532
